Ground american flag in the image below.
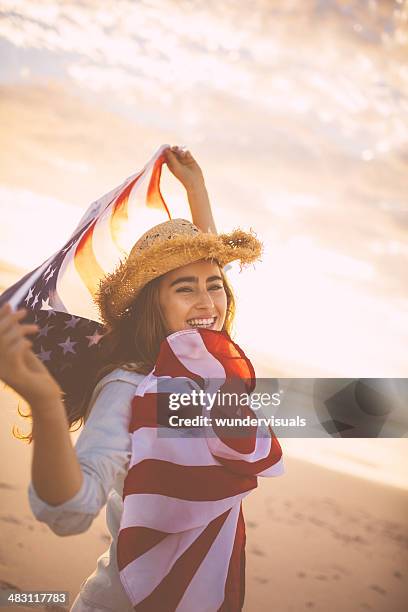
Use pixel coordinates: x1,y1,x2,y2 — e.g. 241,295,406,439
0,145,171,415
118,328,283,611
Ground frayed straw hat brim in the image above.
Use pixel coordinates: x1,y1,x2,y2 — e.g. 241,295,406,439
95,227,262,327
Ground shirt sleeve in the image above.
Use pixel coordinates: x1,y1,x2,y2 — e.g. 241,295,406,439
27,370,143,536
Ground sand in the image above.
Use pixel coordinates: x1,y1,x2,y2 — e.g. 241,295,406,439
0,384,407,612
1,261,407,611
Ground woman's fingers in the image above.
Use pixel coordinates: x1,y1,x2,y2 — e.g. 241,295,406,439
0,304,39,362
168,145,192,162
7,336,33,354
0,302,25,320
0,336,32,383
23,323,39,336
0,323,38,349
23,347,50,376
0,302,12,317
0,305,34,334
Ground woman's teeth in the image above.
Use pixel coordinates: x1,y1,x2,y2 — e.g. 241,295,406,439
187,317,216,328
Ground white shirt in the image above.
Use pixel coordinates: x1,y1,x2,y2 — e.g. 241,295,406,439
28,368,146,612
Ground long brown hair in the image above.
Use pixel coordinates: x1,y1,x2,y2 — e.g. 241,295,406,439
14,265,236,443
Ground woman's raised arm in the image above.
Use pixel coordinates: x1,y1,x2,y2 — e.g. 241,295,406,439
163,145,217,234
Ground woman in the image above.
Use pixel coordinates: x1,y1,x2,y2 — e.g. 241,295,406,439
0,147,284,612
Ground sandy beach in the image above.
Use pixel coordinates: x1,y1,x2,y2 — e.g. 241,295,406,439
0,263,407,611
0,383,407,612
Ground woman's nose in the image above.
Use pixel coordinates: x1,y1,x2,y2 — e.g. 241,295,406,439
195,290,214,309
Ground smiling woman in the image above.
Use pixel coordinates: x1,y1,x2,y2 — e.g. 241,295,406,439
0,147,283,612
159,260,228,333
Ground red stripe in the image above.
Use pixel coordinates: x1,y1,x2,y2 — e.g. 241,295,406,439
218,504,246,612
129,392,203,433
74,219,105,296
147,156,171,217
110,174,142,250
117,526,168,571
133,509,231,612
153,340,205,387
198,329,256,391
210,378,258,454
213,430,283,476
197,329,259,454
129,393,175,432
123,460,257,501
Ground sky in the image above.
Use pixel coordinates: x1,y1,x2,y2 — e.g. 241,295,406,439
0,0,407,380
0,0,407,487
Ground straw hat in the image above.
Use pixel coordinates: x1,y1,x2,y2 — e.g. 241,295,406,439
95,218,262,327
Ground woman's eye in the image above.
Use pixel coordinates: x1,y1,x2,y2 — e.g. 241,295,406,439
176,285,224,293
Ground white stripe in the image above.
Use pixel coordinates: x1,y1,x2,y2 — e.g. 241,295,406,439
135,374,202,397
257,455,284,477
120,523,206,606
167,330,275,469
207,433,272,465
70,143,168,238
132,368,274,469
57,143,170,321
91,165,164,270
167,330,226,393
121,492,250,533
69,172,137,238
177,503,241,612
90,201,127,274
126,144,170,237
56,241,100,321
129,427,223,469
125,167,166,240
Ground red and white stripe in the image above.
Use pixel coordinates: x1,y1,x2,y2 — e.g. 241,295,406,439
118,328,283,611
57,145,171,321
4,145,171,318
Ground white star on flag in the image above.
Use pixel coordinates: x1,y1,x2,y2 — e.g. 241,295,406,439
43,265,52,278
86,330,105,347
38,323,53,338
65,316,81,329
58,336,77,355
45,268,55,283
37,346,52,362
24,287,34,305
40,296,53,311
31,293,40,308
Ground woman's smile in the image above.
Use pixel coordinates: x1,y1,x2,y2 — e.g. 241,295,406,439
186,315,218,329
159,259,227,335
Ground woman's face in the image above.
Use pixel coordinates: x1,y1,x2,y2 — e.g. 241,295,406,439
158,259,227,334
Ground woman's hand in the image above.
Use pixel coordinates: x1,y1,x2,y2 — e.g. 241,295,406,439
163,144,216,233
0,303,63,408
163,145,205,192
